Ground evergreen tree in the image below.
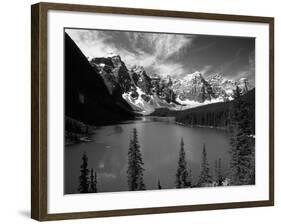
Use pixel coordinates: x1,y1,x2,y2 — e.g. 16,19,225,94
218,158,223,186
90,168,94,192
158,179,162,189
94,171,98,192
228,110,240,184
214,158,223,186
248,147,255,185
127,128,146,191
197,144,212,187
78,153,89,193
214,159,218,184
175,138,191,188
90,168,97,193
228,86,255,185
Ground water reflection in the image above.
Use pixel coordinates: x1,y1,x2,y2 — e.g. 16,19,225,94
113,125,123,134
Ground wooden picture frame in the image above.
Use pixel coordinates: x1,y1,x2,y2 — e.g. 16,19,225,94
31,2,274,221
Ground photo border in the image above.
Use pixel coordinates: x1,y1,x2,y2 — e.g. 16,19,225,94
31,2,274,221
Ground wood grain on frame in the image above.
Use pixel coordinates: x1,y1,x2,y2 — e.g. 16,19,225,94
31,2,274,221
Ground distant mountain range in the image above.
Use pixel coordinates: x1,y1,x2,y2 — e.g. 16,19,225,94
65,33,254,126
89,52,253,114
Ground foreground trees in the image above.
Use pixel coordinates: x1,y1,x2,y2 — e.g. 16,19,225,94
228,86,255,185
78,153,98,193
127,128,146,191
158,179,162,189
197,144,212,187
214,158,223,186
78,153,90,193
90,169,98,193
175,138,191,188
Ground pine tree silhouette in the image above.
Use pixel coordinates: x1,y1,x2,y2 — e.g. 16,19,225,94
218,158,223,186
214,158,223,186
175,138,191,188
90,168,97,193
197,144,212,187
158,179,162,189
214,159,218,184
229,86,255,185
78,153,89,193
127,128,146,191
94,172,98,192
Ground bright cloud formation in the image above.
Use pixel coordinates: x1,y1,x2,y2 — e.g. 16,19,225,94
65,28,255,84
65,29,194,77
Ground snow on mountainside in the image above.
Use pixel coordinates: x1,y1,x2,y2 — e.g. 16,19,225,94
175,96,225,111
122,87,178,115
88,55,253,114
172,72,214,103
206,74,253,99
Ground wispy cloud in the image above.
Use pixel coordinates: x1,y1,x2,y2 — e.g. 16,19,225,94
199,65,213,76
65,29,255,83
65,29,121,59
65,29,194,77
235,51,255,84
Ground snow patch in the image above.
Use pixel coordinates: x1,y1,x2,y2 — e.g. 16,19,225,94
122,87,155,115
122,87,178,115
174,96,225,110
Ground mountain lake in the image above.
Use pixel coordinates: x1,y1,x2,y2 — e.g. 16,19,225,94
64,116,231,194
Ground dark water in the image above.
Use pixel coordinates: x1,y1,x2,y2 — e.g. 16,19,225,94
65,116,230,194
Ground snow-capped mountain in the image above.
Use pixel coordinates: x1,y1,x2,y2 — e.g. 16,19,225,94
90,55,132,95
89,55,253,114
206,74,253,97
172,72,214,103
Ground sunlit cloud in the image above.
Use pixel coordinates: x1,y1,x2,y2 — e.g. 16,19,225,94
65,29,194,77
65,29,255,82
65,29,121,59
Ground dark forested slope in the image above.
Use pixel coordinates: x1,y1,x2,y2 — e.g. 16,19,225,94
151,89,255,133
175,89,255,132
64,33,134,126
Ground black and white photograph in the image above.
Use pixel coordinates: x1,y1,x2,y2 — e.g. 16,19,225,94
64,28,255,194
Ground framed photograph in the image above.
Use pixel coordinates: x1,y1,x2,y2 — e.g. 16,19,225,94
31,2,274,221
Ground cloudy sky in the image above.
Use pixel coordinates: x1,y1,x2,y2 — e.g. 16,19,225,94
65,28,255,84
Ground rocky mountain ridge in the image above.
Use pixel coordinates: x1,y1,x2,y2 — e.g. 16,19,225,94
89,54,253,114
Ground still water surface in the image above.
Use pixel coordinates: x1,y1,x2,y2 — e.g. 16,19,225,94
65,117,230,194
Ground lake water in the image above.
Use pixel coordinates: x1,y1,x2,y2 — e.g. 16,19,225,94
65,116,231,194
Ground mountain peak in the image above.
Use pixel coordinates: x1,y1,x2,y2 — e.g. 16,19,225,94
238,77,248,82
207,74,225,84
191,71,202,77
183,72,204,82
208,73,223,79
107,51,120,58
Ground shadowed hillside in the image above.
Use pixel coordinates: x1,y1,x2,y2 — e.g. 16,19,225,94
151,89,255,134
64,33,135,126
